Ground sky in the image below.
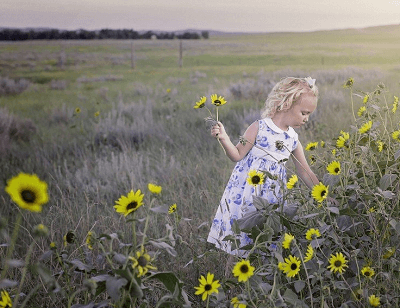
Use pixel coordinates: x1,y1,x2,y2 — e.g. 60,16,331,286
2,0,400,33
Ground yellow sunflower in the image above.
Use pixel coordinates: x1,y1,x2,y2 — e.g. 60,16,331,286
75,107,81,114
33,223,49,237
305,228,320,241
231,297,247,308
311,182,329,203
304,245,314,262
114,189,144,216
85,231,96,250
320,141,325,147
369,295,380,307
193,96,207,109
326,161,341,175
246,170,265,187
327,252,348,274
286,174,298,189
383,247,395,259
282,233,295,249
0,290,12,308
63,230,76,247
343,78,354,88
94,111,100,117
392,96,399,113
358,121,372,134
336,131,350,148
168,203,177,214
305,142,318,151
5,172,49,213
148,183,162,194
232,259,255,282
357,106,366,117
129,246,157,277
377,140,384,152
363,94,369,104
392,130,400,141
194,272,221,301
278,255,301,278
210,94,227,106
361,266,375,279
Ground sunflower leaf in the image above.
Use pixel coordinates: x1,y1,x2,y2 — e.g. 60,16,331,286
294,280,305,293
106,276,128,301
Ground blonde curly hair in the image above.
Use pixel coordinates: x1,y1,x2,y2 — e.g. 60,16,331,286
261,77,319,118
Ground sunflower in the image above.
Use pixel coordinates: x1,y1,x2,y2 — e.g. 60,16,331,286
278,255,301,278
168,203,177,214
193,96,206,109
148,183,162,194
232,259,255,282
231,297,247,308
304,245,314,262
359,121,372,134
0,290,12,308
369,295,380,307
305,142,318,151
363,94,369,104
312,182,329,203
383,247,395,259
210,94,227,106
343,78,354,88
85,231,96,250
64,230,76,247
33,223,49,237
392,96,399,113
327,252,348,274
5,173,49,213
326,161,341,175
114,189,144,216
377,140,384,152
361,266,375,278
94,111,100,117
320,141,325,147
286,175,298,189
357,106,366,117
246,170,265,187
305,228,320,241
336,131,350,148
129,246,157,277
75,107,81,114
392,130,400,141
194,272,221,301
282,233,295,249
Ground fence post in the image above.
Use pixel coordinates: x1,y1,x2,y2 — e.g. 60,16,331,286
178,40,183,68
131,41,135,69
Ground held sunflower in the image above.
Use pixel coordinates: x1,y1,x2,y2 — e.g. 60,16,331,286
114,189,144,216
327,252,348,274
210,94,227,106
193,96,207,109
194,272,221,301
129,247,157,277
5,172,49,213
311,182,329,203
232,259,255,282
278,255,301,278
326,161,341,175
246,170,265,187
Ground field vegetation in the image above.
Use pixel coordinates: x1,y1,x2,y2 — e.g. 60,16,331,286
1,24,400,307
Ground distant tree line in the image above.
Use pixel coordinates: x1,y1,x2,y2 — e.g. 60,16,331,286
0,28,209,41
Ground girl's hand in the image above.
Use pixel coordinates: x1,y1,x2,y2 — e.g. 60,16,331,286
211,121,228,140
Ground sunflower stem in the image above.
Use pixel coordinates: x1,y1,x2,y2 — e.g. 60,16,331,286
13,241,35,307
1,212,22,280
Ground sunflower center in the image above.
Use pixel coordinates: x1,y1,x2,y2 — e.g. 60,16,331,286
127,201,138,210
240,264,249,273
214,100,221,105
21,189,36,203
334,168,340,173
365,271,371,277
290,263,298,270
204,284,212,291
138,256,148,267
320,190,326,197
66,232,75,243
251,176,260,184
334,260,342,267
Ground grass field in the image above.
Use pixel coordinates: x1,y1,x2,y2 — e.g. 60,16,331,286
1,24,400,307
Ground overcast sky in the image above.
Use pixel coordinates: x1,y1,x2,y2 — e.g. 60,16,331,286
2,0,400,33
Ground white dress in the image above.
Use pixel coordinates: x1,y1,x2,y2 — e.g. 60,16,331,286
207,118,299,256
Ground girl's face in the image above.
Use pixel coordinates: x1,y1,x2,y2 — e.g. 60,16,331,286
285,93,317,129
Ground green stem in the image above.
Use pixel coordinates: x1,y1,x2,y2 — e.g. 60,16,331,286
67,288,86,308
19,284,41,308
350,88,356,122
1,212,22,280
13,242,35,307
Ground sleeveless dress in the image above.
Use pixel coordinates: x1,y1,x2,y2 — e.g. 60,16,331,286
207,117,299,256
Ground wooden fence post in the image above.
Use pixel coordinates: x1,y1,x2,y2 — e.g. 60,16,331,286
178,40,183,68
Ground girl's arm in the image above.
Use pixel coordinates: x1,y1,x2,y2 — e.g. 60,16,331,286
291,142,319,188
211,121,258,162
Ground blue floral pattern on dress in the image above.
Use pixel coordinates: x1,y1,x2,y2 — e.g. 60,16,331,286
207,118,298,256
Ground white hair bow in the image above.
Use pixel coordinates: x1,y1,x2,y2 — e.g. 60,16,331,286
305,77,316,88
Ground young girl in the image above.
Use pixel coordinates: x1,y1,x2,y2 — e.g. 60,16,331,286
207,77,320,257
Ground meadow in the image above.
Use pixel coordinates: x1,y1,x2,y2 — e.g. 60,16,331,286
1,24,400,307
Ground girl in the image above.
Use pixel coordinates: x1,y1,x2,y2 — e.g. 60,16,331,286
207,77,320,257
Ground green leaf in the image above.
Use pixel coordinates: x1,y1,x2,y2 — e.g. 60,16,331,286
294,280,305,293
69,259,92,272
149,240,177,257
339,208,358,217
237,211,266,231
328,207,339,215
147,272,182,294
114,269,143,299
379,174,397,190
0,279,18,289
106,276,128,301
150,205,169,214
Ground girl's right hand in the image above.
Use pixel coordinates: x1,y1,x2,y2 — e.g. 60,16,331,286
211,121,227,140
